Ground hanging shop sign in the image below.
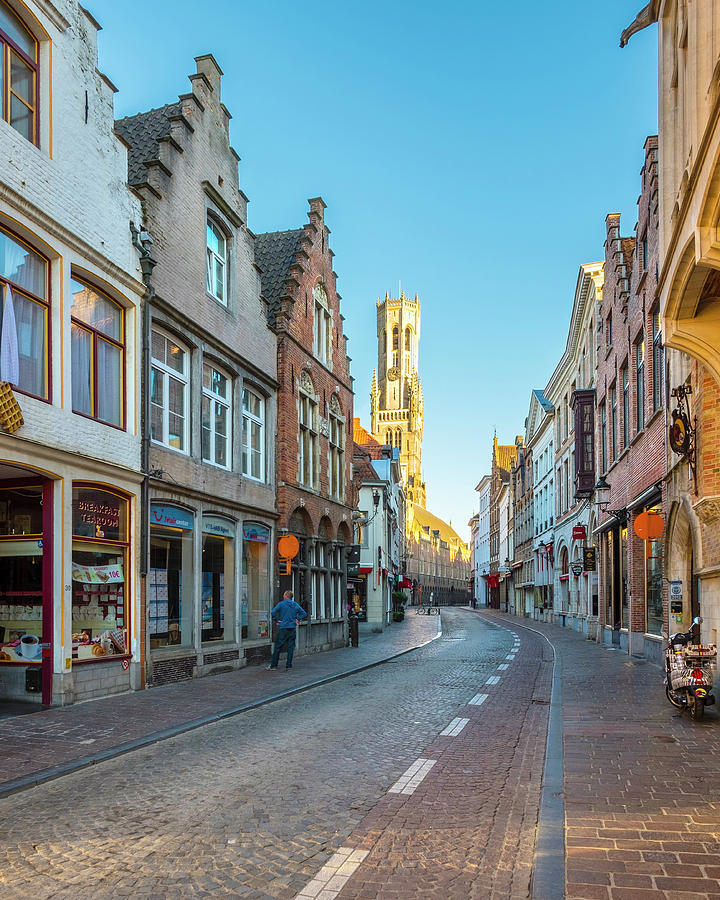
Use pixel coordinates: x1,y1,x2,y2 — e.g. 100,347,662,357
582,547,596,571
633,510,664,541
151,505,194,530
572,525,587,541
571,562,583,577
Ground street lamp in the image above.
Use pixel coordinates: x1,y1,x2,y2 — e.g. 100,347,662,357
594,475,611,511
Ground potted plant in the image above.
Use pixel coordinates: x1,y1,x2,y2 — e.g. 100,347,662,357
392,590,408,622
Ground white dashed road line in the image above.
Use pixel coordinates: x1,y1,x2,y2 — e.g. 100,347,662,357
485,675,501,685
498,664,509,670
506,653,515,660
440,717,469,737
388,758,436,795
295,847,369,899
469,692,488,706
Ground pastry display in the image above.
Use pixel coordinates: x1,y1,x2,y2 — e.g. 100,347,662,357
91,643,106,657
0,650,11,661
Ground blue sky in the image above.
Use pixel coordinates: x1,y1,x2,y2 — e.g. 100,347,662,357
94,0,657,539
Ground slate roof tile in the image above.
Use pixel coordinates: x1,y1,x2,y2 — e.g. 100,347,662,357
115,103,182,185
254,229,306,319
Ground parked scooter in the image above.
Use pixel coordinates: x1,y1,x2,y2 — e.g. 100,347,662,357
664,617,716,720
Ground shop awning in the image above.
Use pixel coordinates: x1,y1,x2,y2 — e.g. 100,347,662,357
358,566,373,574
399,579,412,589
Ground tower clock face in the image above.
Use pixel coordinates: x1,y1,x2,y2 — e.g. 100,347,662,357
387,366,400,381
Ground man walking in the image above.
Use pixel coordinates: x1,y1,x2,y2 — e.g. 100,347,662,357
267,590,307,670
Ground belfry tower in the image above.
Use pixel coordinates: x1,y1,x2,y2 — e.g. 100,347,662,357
370,290,426,508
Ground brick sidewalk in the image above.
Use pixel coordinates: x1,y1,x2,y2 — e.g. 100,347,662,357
0,613,439,797
487,611,720,900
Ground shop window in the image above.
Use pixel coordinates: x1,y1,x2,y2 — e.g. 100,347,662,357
0,225,48,399
645,505,663,636
241,523,270,641
242,387,265,481
71,485,130,661
0,485,43,664
206,218,227,304
151,329,189,452
149,504,194,649
202,517,235,643
0,2,38,144
71,277,125,428
202,362,231,469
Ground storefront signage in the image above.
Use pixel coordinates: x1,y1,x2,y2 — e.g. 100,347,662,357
244,523,270,542
572,525,587,541
73,488,124,541
203,516,235,538
151,505,194,530
582,547,596,571
121,658,130,671
571,562,583,577
670,580,682,601
71,563,125,584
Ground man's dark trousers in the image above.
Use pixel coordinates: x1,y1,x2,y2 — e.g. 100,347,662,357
270,627,296,669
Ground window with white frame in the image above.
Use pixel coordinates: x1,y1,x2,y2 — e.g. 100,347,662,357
299,373,317,488
313,284,332,367
202,362,231,469
206,219,227,304
328,395,345,501
151,329,189,452
242,387,265,481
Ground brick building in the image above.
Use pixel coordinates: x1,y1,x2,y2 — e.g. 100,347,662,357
255,199,353,655
115,55,278,683
622,5,720,650
0,1,145,704
595,137,667,664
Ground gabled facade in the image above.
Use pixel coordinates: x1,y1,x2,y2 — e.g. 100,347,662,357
474,475,491,606
544,263,603,634
525,389,555,617
116,55,278,681
255,199,353,655
489,437,518,609
512,433,534,617
0,1,144,705
595,138,668,661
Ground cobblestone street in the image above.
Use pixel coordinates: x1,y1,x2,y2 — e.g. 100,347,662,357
0,609,549,898
4,609,720,899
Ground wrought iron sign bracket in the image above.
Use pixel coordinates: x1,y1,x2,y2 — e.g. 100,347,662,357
669,383,697,494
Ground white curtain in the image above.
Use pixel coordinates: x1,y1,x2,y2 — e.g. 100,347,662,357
97,339,122,426
71,324,91,414
0,285,19,385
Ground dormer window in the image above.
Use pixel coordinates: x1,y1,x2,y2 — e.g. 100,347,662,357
0,2,38,145
206,219,227,304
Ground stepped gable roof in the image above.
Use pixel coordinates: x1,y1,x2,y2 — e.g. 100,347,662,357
532,389,554,413
254,229,306,316
493,438,517,479
410,502,466,548
115,103,182,185
353,418,383,459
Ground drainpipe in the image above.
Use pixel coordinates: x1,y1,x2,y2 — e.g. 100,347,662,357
130,222,156,688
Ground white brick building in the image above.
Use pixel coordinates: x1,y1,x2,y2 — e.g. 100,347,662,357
0,1,145,704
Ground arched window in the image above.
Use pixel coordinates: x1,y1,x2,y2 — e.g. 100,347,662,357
313,284,332,367
328,395,344,501
206,218,227,303
392,326,399,350
395,427,402,448
385,429,392,446
0,2,38,144
71,277,125,428
0,224,48,398
405,326,412,351
299,371,317,488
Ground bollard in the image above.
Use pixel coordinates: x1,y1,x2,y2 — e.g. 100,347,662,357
348,614,359,648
